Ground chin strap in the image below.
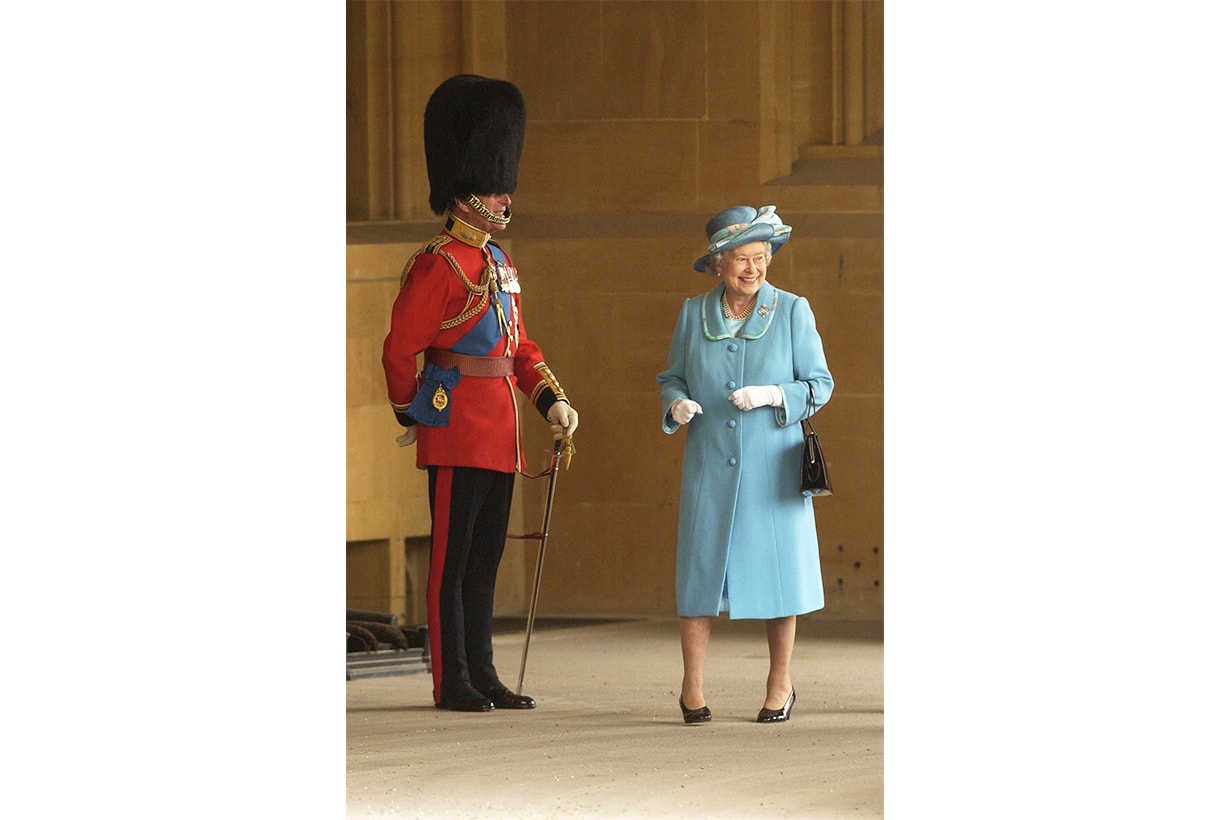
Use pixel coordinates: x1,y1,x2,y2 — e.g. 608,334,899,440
466,194,511,225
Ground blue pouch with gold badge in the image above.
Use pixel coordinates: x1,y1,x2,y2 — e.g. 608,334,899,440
407,363,461,427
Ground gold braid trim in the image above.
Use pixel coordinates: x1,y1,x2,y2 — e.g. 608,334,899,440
531,362,568,405
399,235,453,288
438,241,496,331
399,234,499,332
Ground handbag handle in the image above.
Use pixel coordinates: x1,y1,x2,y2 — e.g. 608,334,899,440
802,382,817,435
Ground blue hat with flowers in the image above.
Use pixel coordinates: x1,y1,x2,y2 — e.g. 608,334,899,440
694,205,792,273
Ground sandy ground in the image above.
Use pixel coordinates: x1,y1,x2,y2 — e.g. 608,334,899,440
346,616,883,818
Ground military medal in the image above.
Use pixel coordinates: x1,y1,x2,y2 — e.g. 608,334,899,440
432,383,448,410
496,263,521,293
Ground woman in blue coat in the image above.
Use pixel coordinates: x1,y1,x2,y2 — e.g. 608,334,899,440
657,205,834,725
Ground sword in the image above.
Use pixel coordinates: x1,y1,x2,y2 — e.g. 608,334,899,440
510,435,573,695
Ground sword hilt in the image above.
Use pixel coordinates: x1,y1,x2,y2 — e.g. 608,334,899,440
556,435,575,470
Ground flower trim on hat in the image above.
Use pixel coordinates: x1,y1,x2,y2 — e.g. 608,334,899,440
706,222,752,252
695,204,793,275
706,206,786,253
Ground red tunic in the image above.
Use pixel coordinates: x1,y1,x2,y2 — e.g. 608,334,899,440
382,219,567,474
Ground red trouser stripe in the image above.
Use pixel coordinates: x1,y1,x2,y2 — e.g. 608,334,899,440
427,466,453,703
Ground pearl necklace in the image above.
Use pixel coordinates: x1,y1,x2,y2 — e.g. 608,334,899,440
722,292,755,320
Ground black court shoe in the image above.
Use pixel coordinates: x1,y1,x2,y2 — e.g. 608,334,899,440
756,689,796,723
679,698,712,724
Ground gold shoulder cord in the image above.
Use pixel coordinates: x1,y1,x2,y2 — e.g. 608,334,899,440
487,267,516,354
438,243,495,331
399,235,452,287
401,235,505,334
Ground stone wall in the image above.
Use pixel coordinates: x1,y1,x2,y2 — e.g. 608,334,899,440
346,0,883,623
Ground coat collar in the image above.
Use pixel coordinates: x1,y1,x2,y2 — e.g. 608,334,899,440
444,214,491,248
702,281,779,341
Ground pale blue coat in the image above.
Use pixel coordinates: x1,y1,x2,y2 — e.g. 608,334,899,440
657,282,834,619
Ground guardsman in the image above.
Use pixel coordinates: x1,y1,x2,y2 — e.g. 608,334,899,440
382,75,579,712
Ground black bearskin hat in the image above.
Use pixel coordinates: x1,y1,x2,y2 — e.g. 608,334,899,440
423,74,526,215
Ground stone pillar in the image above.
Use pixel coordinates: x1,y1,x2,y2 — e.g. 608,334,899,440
364,0,394,220
461,0,508,77
842,0,865,146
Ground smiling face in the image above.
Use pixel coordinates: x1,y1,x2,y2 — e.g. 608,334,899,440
716,240,771,301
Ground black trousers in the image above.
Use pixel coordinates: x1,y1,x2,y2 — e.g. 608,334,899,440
426,465,515,702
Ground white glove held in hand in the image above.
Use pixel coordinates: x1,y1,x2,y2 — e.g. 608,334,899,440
729,385,783,411
395,426,417,447
671,399,704,425
548,401,579,440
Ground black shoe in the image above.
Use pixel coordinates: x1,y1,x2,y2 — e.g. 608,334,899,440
479,682,536,709
436,683,495,712
679,697,711,724
756,689,796,723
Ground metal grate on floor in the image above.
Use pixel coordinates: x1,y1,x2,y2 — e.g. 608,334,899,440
346,647,430,680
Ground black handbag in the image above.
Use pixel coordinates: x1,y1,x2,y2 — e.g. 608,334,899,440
801,383,832,498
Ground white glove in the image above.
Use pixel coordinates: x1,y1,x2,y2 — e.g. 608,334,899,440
548,401,579,440
395,426,417,447
729,385,783,411
671,399,704,425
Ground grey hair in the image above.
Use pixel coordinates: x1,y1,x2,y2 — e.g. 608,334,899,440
702,240,773,277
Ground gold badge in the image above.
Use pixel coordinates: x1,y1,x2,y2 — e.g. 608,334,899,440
432,384,448,411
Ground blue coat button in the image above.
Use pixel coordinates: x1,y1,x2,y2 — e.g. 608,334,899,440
727,420,736,428
727,457,737,466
